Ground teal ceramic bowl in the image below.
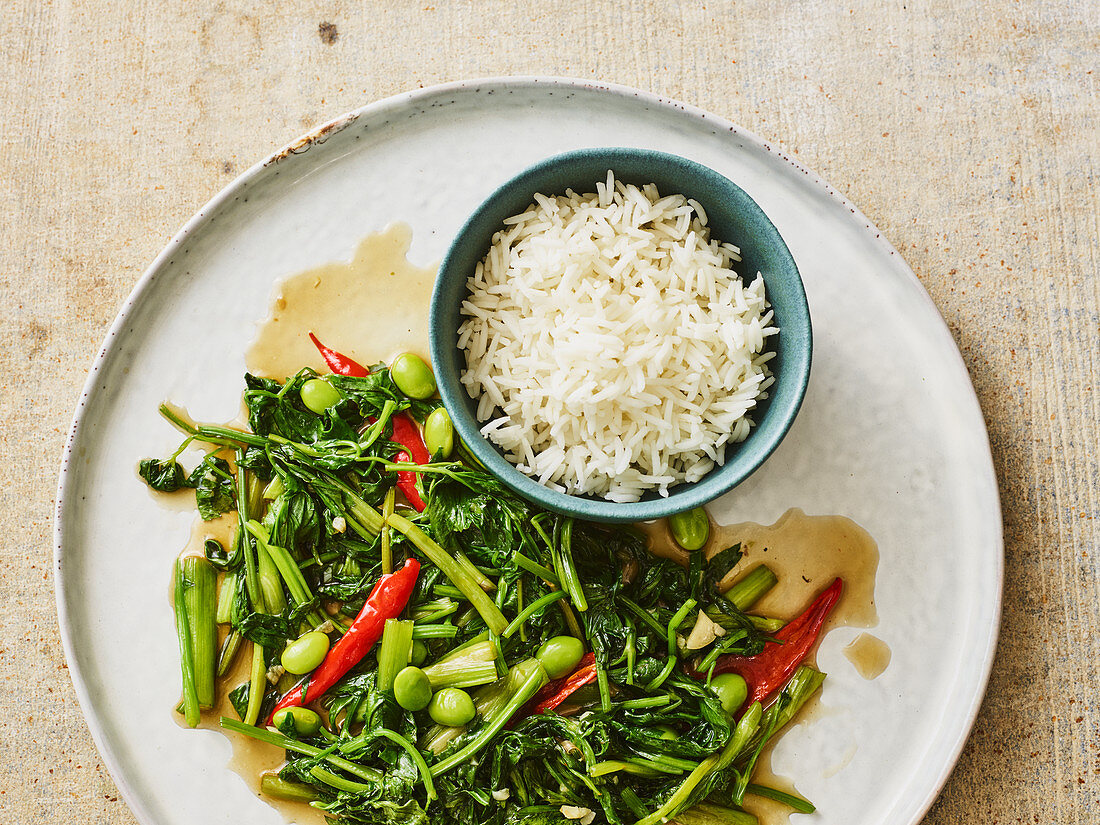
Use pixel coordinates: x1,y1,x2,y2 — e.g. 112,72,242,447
430,148,811,523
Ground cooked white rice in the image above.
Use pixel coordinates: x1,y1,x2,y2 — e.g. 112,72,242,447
457,171,777,502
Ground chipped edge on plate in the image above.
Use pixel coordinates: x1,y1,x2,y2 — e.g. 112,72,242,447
53,76,1003,825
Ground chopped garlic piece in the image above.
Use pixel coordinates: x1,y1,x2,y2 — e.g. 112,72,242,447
491,788,511,802
684,609,727,650
332,516,347,533
561,805,596,825
266,664,285,684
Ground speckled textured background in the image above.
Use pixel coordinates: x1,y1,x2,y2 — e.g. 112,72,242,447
2,1,1096,822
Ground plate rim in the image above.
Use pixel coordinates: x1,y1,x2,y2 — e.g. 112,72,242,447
53,75,1004,825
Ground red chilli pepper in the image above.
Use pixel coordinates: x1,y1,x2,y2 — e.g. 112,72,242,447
390,413,430,510
513,652,597,723
701,577,843,706
268,558,420,721
308,331,370,377
308,333,430,511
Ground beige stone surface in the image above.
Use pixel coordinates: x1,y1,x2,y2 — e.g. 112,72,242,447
1,0,1096,822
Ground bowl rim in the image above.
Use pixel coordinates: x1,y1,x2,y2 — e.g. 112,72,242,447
430,146,812,523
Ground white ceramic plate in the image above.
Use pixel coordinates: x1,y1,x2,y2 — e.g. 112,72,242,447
55,78,1002,825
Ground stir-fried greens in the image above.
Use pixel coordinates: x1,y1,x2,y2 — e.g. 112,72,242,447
142,351,833,825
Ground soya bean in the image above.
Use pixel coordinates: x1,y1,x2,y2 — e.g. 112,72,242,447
535,635,585,679
393,665,433,711
299,378,342,414
280,631,330,675
427,687,476,727
424,408,454,459
390,353,436,400
710,672,749,714
272,706,323,737
668,507,710,551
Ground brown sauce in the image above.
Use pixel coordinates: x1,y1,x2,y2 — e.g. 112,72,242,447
644,507,880,635
843,633,892,680
246,223,437,378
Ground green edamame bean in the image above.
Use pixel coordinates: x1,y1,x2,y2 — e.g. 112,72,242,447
410,640,429,667
710,673,749,714
390,352,436,399
536,635,585,679
272,706,323,737
393,665,433,711
281,631,330,675
299,378,342,414
427,687,476,727
668,507,710,551
424,407,454,459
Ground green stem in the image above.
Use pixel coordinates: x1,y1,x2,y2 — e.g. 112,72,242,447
215,569,239,625
372,729,436,801
622,756,684,775
723,565,777,611
595,656,613,712
309,765,377,794
246,522,308,604
673,803,758,825
259,773,319,803
765,668,827,739
618,694,672,710
432,584,466,599
182,556,217,709
555,519,588,611
429,662,547,777
242,642,267,727
387,513,508,635
502,590,566,638
380,487,395,575
173,558,201,728
221,718,383,783
159,405,267,448
413,599,458,623
644,656,678,691
745,784,815,814
513,552,559,585
620,787,651,820
456,551,496,591
245,521,329,629
377,619,414,692
411,624,458,640
338,482,385,535
634,702,762,825
620,597,667,637
746,615,786,633
422,640,500,689
590,760,663,778
359,399,396,451
217,629,243,678
255,540,287,615
667,598,698,655
236,458,264,612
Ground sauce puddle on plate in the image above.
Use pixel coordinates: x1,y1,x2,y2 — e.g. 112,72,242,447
246,223,436,379
843,632,892,680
